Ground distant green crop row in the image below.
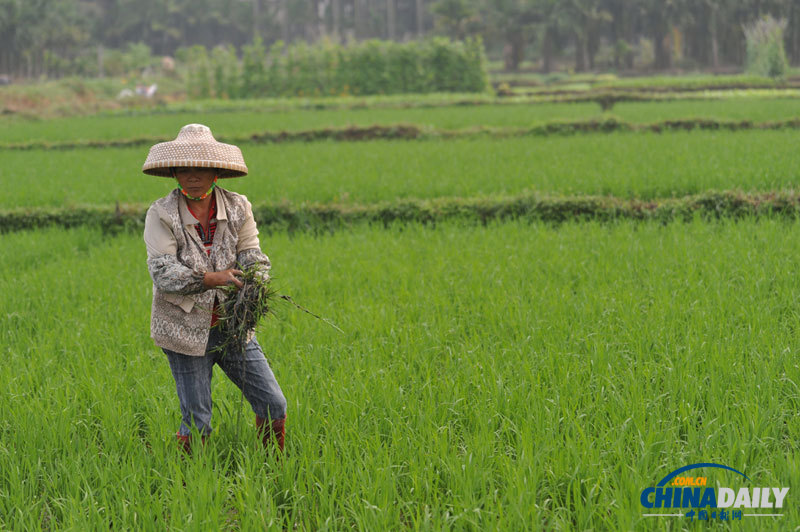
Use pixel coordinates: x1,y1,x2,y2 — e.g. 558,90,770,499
4,130,800,209
4,97,800,145
3,220,800,529
5,190,800,235
4,76,799,122
491,71,794,90
503,76,800,95
0,100,595,143
498,88,800,111
8,117,800,151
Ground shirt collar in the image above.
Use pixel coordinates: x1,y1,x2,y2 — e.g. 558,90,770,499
178,186,227,226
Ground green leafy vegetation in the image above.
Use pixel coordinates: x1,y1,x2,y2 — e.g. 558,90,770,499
184,37,490,98
744,16,790,79
4,130,800,209
5,80,800,530
493,72,798,91
6,190,800,235
214,267,277,356
2,220,800,529
10,116,800,151
6,0,800,81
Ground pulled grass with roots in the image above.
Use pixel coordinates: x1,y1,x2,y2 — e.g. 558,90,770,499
211,265,277,441
212,265,341,354
213,265,277,357
210,265,340,440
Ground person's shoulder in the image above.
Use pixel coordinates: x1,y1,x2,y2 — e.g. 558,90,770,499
217,187,249,204
217,187,254,226
217,187,253,213
147,189,180,218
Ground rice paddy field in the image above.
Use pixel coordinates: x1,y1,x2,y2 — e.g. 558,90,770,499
4,130,800,209
3,97,800,145
3,89,800,530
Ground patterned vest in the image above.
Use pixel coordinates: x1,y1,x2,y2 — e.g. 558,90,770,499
146,188,267,356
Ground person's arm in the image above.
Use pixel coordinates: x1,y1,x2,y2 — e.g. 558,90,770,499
236,199,271,281
144,205,207,295
144,205,244,293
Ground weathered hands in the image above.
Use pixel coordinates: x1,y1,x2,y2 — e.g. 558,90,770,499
203,269,244,289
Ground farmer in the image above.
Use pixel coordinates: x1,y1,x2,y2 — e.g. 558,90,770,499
142,123,286,455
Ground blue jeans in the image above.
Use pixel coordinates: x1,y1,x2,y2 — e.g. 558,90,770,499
163,328,287,437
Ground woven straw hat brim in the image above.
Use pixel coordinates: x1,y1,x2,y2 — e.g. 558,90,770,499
142,124,248,177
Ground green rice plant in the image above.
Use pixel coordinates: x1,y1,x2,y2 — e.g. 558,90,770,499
500,74,796,95
5,130,800,210
0,102,599,144
2,219,800,529
9,190,800,235
12,116,800,152
490,72,787,92
503,88,800,108
212,266,277,443
6,96,800,145
612,98,800,123
594,73,787,90
6,73,800,122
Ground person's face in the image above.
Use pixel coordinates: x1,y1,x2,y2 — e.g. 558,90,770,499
174,167,217,196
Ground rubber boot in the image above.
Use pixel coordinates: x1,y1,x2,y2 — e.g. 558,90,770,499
176,432,208,455
176,433,192,455
256,415,285,453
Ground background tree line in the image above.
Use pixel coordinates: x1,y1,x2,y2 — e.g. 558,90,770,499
1,0,799,78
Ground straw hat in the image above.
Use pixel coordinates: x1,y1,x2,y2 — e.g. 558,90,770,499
142,124,248,177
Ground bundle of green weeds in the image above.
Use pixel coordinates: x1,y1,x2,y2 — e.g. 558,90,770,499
207,266,275,442
213,265,277,356
210,266,339,442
